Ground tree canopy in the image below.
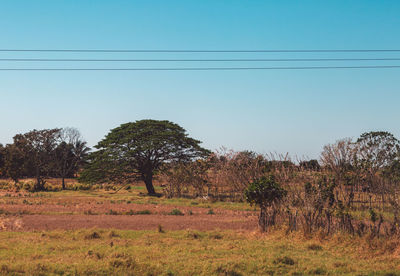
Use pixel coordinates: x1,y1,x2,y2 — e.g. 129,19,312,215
0,128,89,191
79,120,210,195
356,131,400,172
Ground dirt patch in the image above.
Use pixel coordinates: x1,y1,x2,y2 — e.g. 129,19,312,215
14,213,257,231
0,190,258,231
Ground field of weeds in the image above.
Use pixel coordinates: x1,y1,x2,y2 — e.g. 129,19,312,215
0,186,399,275
1,229,400,275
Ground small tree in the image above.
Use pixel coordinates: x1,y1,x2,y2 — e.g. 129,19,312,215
53,128,89,189
245,176,287,231
356,131,400,208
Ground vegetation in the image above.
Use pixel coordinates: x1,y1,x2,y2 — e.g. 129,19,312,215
1,122,400,274
0,128,88,191
245,176,287,231
0,229,399,275
79,120,209,195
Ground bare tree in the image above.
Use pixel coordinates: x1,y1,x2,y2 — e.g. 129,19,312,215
53,128,90,190
320,138,358,207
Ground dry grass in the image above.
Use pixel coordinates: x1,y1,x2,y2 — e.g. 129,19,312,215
0,182,399,274
0,229,399,275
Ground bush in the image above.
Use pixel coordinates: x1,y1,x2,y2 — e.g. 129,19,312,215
274,256,295,266
307,244,323,251
84,232,101,239
245,176,287,207
72,183,91,191
0,180,10,190
169,209,184,216
106,209,120,215
136,210,152,215
245,176,287,231
22,181,35,192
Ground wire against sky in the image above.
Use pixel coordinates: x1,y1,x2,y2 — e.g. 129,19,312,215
1,49,400,53
0,65,400,70
1,58,400,62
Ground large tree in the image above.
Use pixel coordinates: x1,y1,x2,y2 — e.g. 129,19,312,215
80,120,210,195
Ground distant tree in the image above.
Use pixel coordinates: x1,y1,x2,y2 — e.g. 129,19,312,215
356,131,400,174
53,128,90,189
320,138,359,207
3,144,25,183
0,144,4,177
355,131,400,207
320,138,355,176
13,129,61,191
299,159,320,171
80,120,210,195
245,176,287,231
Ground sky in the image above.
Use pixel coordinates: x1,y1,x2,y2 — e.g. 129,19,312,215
0,0,399,159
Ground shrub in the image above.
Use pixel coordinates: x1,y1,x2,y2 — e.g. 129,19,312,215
169,209,184,216
274,256,295,266
106,209,120,215
307,244,323,251
136,210,152,215
84,232,101,239
72,183,91,191
244,176,287,231
245,176,287,207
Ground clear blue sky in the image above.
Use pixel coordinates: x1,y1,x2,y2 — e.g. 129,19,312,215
0,1,399,158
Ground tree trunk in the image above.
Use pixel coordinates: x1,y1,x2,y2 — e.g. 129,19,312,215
259,206,267,232
143,174,156,195
62,177,65,190
35,167,44,191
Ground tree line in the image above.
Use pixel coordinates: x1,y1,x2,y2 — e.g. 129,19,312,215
0,128,89,191
1,120,400,235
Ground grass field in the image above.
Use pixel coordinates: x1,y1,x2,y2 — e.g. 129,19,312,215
0,185,400,275
1,229,400,275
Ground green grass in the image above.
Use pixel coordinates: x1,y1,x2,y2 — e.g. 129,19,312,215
0,229,399,275
0,188,254,212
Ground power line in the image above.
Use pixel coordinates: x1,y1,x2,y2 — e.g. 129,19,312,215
0,49,400,53
0,65,400,71
0,58,400,62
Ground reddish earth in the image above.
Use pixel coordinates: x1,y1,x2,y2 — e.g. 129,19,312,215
14,213,257,231
0,200,258,231
0,190,259,231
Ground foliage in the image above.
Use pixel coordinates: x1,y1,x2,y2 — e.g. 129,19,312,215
52,128,90,189
3,144,25,183
12,128,61,191
80,120,210,195
1,128,89,191
169,208,184,216
245,176,287,231
356,131,400,172
244,176,287,208
299,159,320,171
0,144,4,176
